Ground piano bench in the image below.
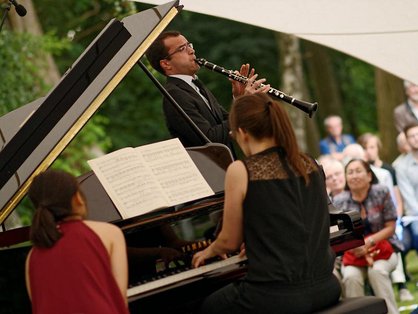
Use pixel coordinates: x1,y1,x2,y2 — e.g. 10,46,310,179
314,296,388,314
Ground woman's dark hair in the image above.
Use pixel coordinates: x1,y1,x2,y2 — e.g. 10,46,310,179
28,170,79,248
344,158,379,190
146,30,181,75
229,93,311,184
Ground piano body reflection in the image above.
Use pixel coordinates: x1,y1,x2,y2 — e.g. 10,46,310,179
0,1,364,313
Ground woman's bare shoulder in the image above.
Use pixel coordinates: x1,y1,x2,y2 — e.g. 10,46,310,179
226,160,246,173
83,220,122,236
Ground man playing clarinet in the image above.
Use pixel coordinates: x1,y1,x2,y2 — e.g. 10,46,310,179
146,30,268,149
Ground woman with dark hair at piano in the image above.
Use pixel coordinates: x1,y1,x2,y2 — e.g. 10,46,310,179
25,169,130,314
192,93,341,313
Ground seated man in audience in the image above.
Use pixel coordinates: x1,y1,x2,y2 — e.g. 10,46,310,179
319,115,355,161
321,157,346,201
320,156,346,293
394,81,418,133
395,123,418,254
393,132,411,168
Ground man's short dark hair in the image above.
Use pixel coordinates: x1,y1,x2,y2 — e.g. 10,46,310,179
146,30,181,75
403,122,418,136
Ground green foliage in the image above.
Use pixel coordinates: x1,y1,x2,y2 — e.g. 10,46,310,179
1,1,384,226
98,62,170,150
0,31,58,114
332,50,377,137
25,2,279,152
395,251,418,310
52,115,112,175
0,29,107,175
30,0,149,151
0,30,70,224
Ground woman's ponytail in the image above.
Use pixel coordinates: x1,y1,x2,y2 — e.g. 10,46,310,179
28,170,79,248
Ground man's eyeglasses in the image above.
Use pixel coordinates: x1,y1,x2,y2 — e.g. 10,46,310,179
164,42,193,59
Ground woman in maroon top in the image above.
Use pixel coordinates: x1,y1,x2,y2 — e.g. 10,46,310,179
25,170,129,314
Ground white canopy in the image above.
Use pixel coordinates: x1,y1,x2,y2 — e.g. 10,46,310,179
136,0,418,84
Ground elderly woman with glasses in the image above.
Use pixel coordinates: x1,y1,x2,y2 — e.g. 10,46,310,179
333,159,400,314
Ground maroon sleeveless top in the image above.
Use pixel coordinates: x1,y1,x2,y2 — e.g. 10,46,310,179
29,220,129,314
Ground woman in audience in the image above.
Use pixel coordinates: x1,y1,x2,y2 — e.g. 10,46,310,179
358,132,413,302
25,170,129,314
192,93,341,313
333,159,400,314
358,133,403,217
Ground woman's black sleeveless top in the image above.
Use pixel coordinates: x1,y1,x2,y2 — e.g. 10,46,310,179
242,147,335,285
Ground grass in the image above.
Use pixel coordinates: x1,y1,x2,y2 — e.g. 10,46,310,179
396,251,418,312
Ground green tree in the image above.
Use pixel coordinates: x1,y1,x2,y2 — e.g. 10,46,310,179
0,31,51,114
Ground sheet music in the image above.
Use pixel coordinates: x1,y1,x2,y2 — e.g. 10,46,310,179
88,139,214,218
87,147,167,218
137,139,214,205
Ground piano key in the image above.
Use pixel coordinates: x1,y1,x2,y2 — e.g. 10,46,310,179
127,254,247,298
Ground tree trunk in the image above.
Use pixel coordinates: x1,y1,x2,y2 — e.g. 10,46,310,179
303,41,348,133
276,33,320,156
375,69,404,162
8,0,60,86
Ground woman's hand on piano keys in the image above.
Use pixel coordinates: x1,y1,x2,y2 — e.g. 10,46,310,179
238,243,246,258
192,246,227,268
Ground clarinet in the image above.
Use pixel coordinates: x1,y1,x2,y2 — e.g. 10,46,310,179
195,58,318,118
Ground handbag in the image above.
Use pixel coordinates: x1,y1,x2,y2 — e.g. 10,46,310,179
342,236,394,267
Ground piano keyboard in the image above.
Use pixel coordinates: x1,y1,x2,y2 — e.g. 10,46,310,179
127,255,247,298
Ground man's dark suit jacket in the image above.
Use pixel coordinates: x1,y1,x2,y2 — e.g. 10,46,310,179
163,76,231,148
394,101,418,133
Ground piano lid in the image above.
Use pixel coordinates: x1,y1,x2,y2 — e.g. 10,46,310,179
0,1,181,224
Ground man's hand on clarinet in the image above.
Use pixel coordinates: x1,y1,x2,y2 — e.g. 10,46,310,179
230,64,269,97
244,73,270,95
231,63,251,97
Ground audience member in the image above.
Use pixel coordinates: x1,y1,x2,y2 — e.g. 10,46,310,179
146,30,268,149
192,93,340,313
358,133,413,301
320,156,346,292
319,115,355,161
394,81,418,133
358,133,403,216
342,144,395,200
395,123,418,253
392,132,411,168
333,159,400,314
25,170,129,314
321,157,346,201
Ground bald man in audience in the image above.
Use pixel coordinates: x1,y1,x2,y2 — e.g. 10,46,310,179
319,115,355,161
321,158,346,201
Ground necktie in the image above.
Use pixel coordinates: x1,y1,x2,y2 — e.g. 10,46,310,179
192,79,210,105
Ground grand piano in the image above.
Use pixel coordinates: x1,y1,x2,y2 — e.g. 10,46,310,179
0,1,364,313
